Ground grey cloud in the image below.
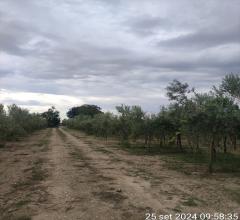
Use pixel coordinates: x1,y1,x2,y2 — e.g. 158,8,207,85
0,16,59,57
0,70,13,78
0,20,32,55
124,16,172,36
0,0,239,114
158,28,240,49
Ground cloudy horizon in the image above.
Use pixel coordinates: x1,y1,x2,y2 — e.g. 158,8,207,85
0,0,239,118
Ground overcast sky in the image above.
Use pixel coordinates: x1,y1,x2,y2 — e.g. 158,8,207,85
0,0,239,118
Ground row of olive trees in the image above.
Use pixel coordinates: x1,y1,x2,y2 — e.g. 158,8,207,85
63,74,240,172
0,104,47,143
63,96,240,152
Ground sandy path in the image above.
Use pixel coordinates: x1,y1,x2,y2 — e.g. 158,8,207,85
33,129,80,219
34,128,147,220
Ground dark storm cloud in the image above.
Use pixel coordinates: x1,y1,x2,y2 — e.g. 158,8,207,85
0,0,239,114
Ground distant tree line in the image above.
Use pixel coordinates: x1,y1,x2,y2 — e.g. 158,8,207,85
63,74,240,173
67,104,102,118
42,106,61,127
0,105,61,144
0,104,47,143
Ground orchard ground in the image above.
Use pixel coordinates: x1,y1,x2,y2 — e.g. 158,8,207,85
0,128,239,220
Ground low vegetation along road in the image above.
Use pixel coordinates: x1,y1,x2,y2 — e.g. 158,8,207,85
0,128,239,220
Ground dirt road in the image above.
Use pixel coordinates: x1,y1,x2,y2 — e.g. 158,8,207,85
0,128,239,220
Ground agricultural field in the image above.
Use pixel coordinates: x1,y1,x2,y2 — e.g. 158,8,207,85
0,75,240,220
0,1,240,219
0,127,239,220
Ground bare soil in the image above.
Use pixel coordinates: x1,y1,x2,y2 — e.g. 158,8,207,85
0,128,239,220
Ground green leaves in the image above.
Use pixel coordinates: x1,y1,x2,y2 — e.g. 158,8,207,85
42,106,60,127
220,74,240,100
67,104,102,118
64,74,240,172
166,79,194,104
0,104,47,141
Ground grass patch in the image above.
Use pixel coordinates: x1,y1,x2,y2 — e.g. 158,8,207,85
172,150,208,164
92,191,127,204
11,163,47,200
225,188,240,204
182,197,198,207
164,151,240,174
63,129,240,174
31,159,47,182
163,158,186,173
32,170,45,181
95,148,113,154
214,153,240,173
70,149,97,173
12,180,32,189
16,216,31,220
3,215,32,220
12,159,47,189
35,139,48,147
70,151,83,160
118,143,240,173
34,130,51,151
15,200,31,208
115,143,184,156
172,205,182,212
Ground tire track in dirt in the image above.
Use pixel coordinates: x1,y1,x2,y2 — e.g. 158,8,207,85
34,128,147,220
33,128,79,219
57,128,166,215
